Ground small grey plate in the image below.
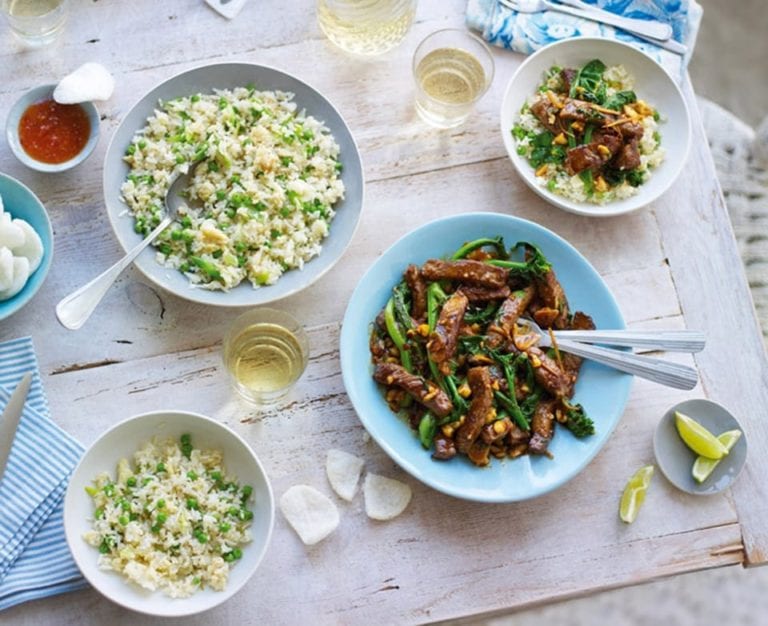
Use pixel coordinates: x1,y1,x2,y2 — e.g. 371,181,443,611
654,398,747,496
6,84,100,173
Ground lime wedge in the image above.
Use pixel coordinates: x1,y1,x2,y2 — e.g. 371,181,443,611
692,429,742,483
674,411,728,459
619,465,654,524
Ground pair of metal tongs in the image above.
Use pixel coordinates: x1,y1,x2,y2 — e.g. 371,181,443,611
517,317,705,390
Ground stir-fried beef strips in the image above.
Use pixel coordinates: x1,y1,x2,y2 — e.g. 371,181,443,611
370,238,597,466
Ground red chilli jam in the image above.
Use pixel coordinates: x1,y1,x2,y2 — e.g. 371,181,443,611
18,99,91,164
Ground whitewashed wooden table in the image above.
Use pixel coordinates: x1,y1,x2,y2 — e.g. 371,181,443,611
2,1,767,624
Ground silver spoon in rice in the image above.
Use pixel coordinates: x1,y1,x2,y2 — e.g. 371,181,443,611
55,161,201,330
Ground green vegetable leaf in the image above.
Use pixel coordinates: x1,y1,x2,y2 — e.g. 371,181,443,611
569,59,607,104
603,90,637,112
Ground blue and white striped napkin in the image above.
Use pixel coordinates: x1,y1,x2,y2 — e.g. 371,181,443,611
0,337,88,611
466,0,703,79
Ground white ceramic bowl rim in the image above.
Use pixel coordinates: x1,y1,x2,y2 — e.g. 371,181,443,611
64,409,275,617
500,37,692,217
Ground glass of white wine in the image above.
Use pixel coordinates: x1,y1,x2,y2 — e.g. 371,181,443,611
412,28,495,129
1,0,68,46
222,308,309,407
316,0,417,56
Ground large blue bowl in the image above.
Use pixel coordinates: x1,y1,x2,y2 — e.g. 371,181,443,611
340,213,632,502
0,173,53,321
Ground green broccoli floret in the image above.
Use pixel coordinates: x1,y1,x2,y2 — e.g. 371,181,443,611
564,403,595,438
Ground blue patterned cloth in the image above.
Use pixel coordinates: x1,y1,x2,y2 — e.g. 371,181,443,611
0,337,88,611
467,0,702,79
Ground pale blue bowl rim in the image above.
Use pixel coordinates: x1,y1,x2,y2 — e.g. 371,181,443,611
101,61,364,308
340,212,633,503
5,84,100,173
0,172,54,321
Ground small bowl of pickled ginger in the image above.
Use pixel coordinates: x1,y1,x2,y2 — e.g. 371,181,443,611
0,173,53,321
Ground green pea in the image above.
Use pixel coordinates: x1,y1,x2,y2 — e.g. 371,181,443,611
118,515,129,526
195,531,208,543
238,508,253,521
94,507,104,520
219,522,231,533
156,513,167,524
156,462,166,473
156,499,166,508
187,498,199,510
126,476,137,487
186,471,198,480
232,547,242,560
241,485,253,500
103,484,115,497
120,499,131,511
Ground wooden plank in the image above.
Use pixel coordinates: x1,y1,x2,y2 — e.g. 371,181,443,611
2,0,765,622
655,82,768,566
1,155,676,372
22,322,737,624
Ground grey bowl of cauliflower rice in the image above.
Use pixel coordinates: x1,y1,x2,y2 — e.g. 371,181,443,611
64,410,274,616
103,63,363,306
501,38,690,217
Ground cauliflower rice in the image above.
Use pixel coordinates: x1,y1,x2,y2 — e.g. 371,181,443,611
513,64,665,205
84,435,254,598
120,86,345,290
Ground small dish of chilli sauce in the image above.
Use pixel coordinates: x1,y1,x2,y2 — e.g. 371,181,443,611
6,84,99,173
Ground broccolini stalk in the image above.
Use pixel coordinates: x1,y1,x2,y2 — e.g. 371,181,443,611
426,282,448,332
384,297,413,372
392,281,414,332
494,390,529,431
443,375,469,424
563,402,595,438
418,413,437,449
450,237,506,260
486,242,552,280
463,301,500,325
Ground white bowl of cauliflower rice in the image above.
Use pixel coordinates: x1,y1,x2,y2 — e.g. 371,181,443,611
103,62,363,306
64,410,274,616
501,38,690,217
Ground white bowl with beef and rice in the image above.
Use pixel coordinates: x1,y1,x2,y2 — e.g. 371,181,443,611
501,38,690,217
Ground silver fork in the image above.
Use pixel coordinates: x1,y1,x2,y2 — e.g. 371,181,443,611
517,318,700,390
498,0,688,55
